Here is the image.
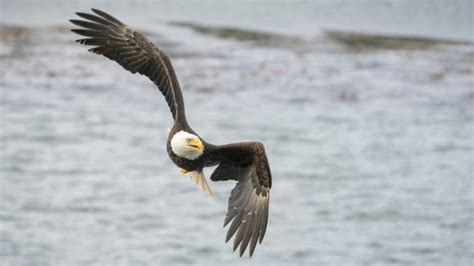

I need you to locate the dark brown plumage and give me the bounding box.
[71,9,185,121]
[207,142,271,256]
[71,9,271,257]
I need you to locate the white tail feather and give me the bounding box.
[187,171,214,197]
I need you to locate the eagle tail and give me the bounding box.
[187,171,214,197]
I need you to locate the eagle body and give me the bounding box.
[71,9,272,257]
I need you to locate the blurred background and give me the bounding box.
[1,0,473,265]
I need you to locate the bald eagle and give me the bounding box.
[70,9,271,257]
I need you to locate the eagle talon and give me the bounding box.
[180,168,189,174]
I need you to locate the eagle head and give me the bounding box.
[170,131,204,160]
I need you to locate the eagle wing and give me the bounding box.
[207,142,272,257]
[70,9,185,120]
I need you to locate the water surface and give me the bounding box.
[1,1,473,266]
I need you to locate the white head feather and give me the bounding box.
[170,130,204,160]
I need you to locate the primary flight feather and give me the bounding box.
[71,9,272,257]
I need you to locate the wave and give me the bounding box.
[169,21,302,47]
[170,21,472,52]
[325,30,472,51]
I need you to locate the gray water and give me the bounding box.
[1,1,473,266]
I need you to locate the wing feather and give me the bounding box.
[70,9,185,120]
[207,142,271,257]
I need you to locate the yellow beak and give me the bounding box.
[187,139,204,152]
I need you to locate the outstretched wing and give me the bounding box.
[207,142,272,257]
[70,9,185,120]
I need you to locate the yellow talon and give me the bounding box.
[180,168,189,174]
